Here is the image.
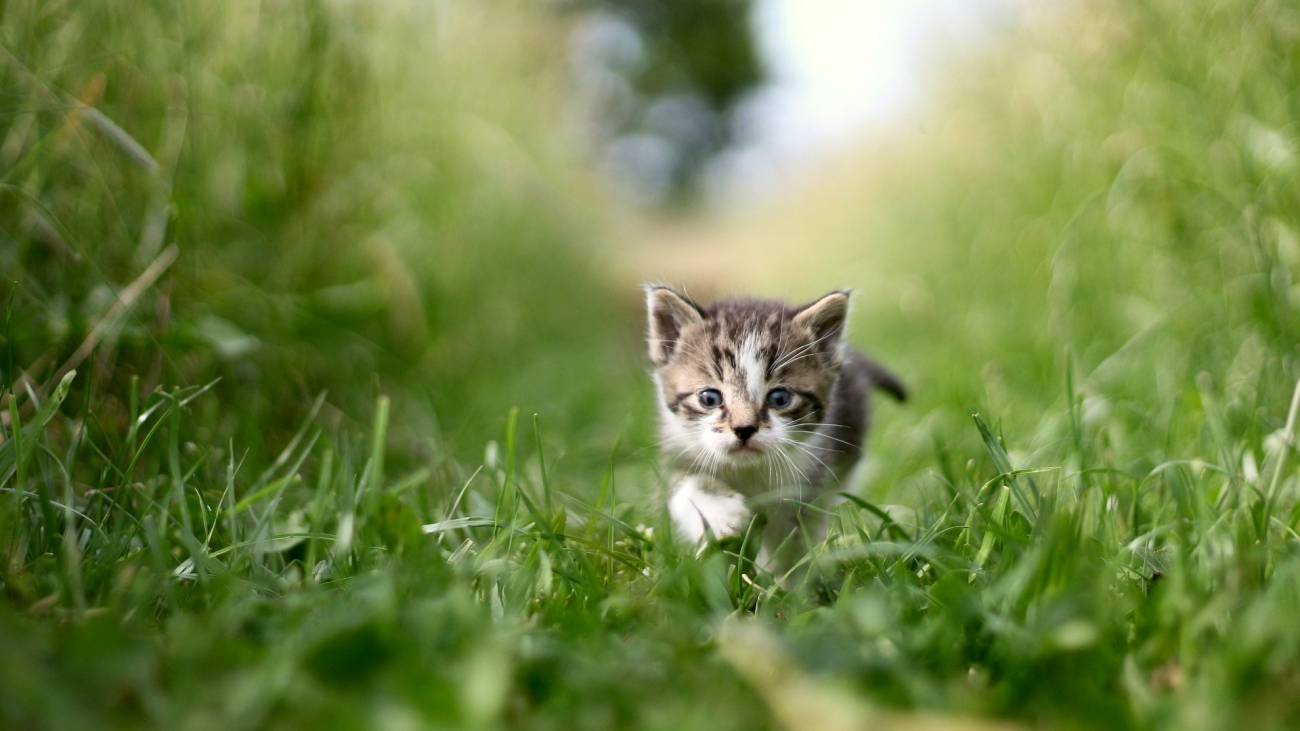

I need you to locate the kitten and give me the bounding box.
[645,285,906,575]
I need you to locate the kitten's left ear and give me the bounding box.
[793,290,851,346]
[645,285,705,366]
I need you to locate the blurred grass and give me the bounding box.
[631,0,1300,497]
[3,1,1300,730]
[0,0,648,463]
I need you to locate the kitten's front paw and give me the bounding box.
[669,480,753,543]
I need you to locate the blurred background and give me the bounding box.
[6,0,1296,479]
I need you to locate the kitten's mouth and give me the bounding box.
[728,444,763,457]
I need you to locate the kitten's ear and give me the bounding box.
[792,290,851,347]
[645,285,705,366]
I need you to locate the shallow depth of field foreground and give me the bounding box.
[3,1,1300,729]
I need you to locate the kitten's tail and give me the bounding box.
[863,357,908,403]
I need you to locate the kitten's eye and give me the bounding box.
[766,388,793,409]
[698,389,724,409]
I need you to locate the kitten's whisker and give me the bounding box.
[783,430,859,448]
[769,429,842,447]
[785,451,810,484]
[783,415,858,446]
[772,444,808,484]
[649,434,684,450]
[786,424,853,439]
[773,451,788,488]
[785,417,851,430]
[769,448,789,487]
[777,437,837,479]
[785,448,805,484]
[685,444,710,477]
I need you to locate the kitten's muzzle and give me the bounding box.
[732,425,758,443]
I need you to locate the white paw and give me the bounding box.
[669,478,753,543]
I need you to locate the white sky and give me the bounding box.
[706,0,1022,204]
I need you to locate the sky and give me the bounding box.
[705,0,1024,205]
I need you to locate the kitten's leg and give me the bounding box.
[757,500,828,584]
[668,474,752,543]
[756,505,800,579]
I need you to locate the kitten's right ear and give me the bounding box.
[645,285,705,366]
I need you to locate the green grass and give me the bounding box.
[4,0,1300,729]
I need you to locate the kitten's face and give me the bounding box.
[645,286,849,471]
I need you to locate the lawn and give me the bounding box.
[3,1,1300,729]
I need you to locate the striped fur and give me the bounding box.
[645,285,906,574]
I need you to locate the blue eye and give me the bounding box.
[698,389,723,409]
[766,388,793,409]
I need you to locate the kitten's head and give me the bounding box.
[645,285,850,469]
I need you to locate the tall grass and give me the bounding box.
[1,0,644,460]
[3,0,1300,730]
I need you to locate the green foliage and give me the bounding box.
[0,0,643,462]
[2,1,1300,730]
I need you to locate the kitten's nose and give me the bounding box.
[733,425,758,443]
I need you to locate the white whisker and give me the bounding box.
[776,437,837,480]
[783,429,859,449]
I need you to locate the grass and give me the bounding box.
[3,0,1300,729]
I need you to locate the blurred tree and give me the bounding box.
[568,0,765,206]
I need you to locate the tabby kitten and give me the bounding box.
[645,285,906,573]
